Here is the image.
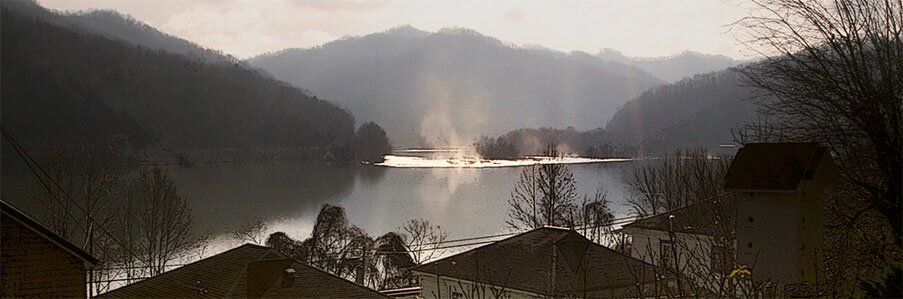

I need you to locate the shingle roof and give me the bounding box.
[724,143,827,191]
[232,259,390,298]
[0,200,99,266]
[412,227,657,297]
[97,244,387,298]
[621,194,736,237]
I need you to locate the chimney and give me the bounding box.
[247,259,295,298]
[281,268,296,288]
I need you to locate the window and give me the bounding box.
[660,239,674,267]
[711,245,731,274]
[711,245,723,272]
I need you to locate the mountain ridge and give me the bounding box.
[596,48,737,83]
[0,4,357,153]
[249,26,666,147]
[2,0,234,63]
[605,69,759,154]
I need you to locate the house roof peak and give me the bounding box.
[724,142,831,192]
[413,225,656,296]
[1,200,99,266]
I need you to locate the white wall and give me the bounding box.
[622,227,741,295]
[624,228,714,275]
[736,192,800,283]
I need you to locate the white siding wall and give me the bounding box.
[623,227,723,291]
[736,192,800,283]
[734,150,833,284]
[736,163,829,285]
[624,228,714,274]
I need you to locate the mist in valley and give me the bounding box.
[2,0,899,297]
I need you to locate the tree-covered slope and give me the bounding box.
[249,26,665,147]
[596,48,737,83]
[1,0,231,63]
[1,7,355,151]
[604,70,759,154]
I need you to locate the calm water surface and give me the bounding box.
[164,160,639,254]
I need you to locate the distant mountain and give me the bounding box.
[1,0,232,63]
[248,26,664,147]
[604,70,759,155]
[1,5,355,152]
[597,48,736,83]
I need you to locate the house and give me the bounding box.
[724,142,836,284]
[97,243,387,298]
[619,195,736,290]
[380,286,422,298]
[413,227,663,298]
[1,200,99,298]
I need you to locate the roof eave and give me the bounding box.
[724,187,799,194]
[1,201,100,266]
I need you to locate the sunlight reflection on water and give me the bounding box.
[376,154,633,168]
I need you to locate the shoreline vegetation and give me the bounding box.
[133,147,367,167]
[473,127,634,160]
[376,154,633,168]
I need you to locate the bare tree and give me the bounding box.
[733,0,902,295]
[269,204,417,290]
[536,146,580,228]
[130,167,194,276]
[506,164,541,229]
[577,190,614,244]
[304,204,357,274]
[400,218,448,264]
[622,149,760,297]
[233,218,268,245]
[373,232,416,290]
[507,145,580,230]
[267,231,306,258]
[26,146,121,251]
[625,149,731,217]
[734,0,901,243]
[22,146,199,292]
[23,146,126,296]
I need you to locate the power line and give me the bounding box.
[91,212,645,286]
[371,217,640,255]
[407,214,640,248]
[1,130,92,237]
[1,128,152,271]
[91,208,641,285]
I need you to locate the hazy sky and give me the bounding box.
[40,0,754,59]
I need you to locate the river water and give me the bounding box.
[162,154,640,255]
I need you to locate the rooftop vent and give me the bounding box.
[282,268,296,288]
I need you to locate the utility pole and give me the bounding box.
[549,244,557,297]
[356,242,368,285]
[88,212,95,298]
[668,214,683,296]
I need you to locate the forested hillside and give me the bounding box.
[604,70,759,154]
[0,7,356,152]
[2,0,231,63]
[596,48,737,83]
[249,26,664,147]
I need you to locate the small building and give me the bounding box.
[413,227,663,298]
[97,244,387,298]
[620,196,735,270]
[619,196,736,291]
[1,200,99,298]
[380,286,422,298]
[724,142,836,284]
